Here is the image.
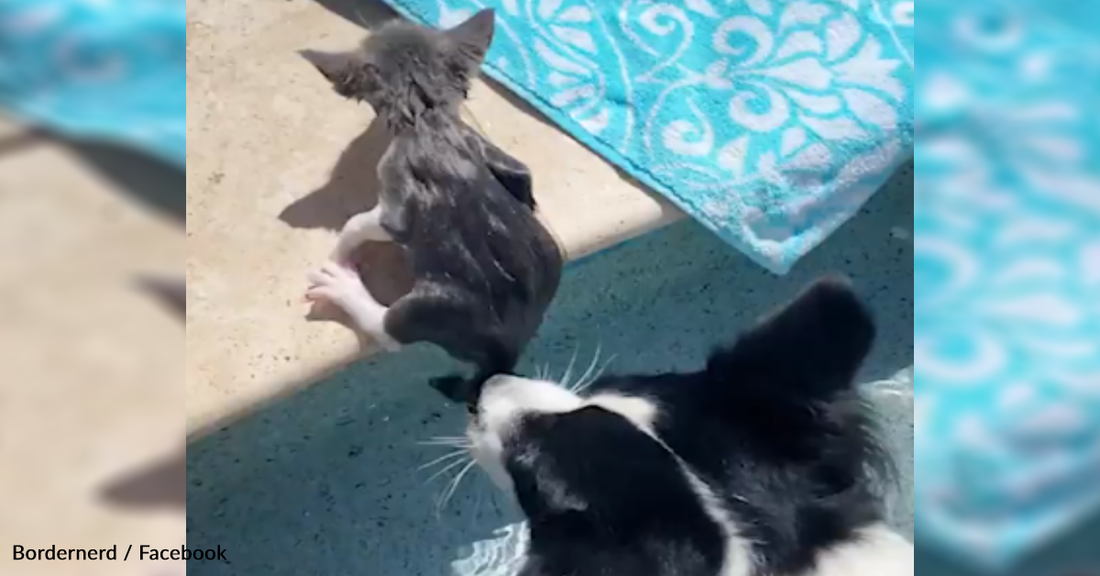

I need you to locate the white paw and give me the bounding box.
[305,262,401,352]
[305,261,370,312]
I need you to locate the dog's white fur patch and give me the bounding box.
[809,523,914,576]
[586,393,660,433]
[674,457,756,576]
[468,376,583,492]
[582,392,753,575]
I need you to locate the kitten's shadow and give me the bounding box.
[138,276,186,317]
[279,118,414,310]
[310,0,398,29]
[278,118,387,233]
[100,449,186,510]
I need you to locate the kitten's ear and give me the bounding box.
[299,49,356,83]
[709,276,875,399]
[299,49,374,100]
[446,9,495,68]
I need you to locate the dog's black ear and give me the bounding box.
[709,276,875,399]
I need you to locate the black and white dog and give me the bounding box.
[464,277,914,576]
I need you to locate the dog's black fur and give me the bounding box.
[301,10,562,393]
[481,278,899,576]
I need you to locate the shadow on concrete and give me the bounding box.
[101,450,187,511]
[311,0,398,30]
[278,118,387,233]
[55,138,187,325]
[0,127,184,225]
[278,116,413,308]
[101,279,185,512]
[137,276,186,318]
[64,140,185,227]
[0,128,48,156]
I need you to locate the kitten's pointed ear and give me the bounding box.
[446,9,495,67]
[709,276,875,399]
[299,49,356,83]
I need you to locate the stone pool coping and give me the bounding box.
[185,0,682,435]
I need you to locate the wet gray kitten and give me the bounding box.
[301,10,563,398]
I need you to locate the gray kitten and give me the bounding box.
[300,9,563,402]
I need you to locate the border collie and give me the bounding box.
[462,277,913,576]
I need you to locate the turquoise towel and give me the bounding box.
[378,0,914,273]
[0,0,185,166]
[916,0,1100,571]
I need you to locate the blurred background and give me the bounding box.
[915,0,1100,575]
[0,0,185,575]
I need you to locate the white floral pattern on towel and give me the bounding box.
[915,0,1100,570]
[388,0,914,272]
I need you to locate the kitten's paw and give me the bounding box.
[305,262,400,352]
[305,261,371,311]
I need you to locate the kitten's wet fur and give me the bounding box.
[465,277,914,576]
[300,10,562,394]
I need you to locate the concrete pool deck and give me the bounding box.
[185,0,681,435]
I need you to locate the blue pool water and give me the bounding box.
[186,163,913,575]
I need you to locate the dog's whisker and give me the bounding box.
[577,353,618,392]
[417,440,472,449]
[417,449,469,471]
[559,346,580,389]
[417,436,471,446]
[423,455,472,485]
[435,467,461,514]
[571,344,602,393]
[437,459,478,515]
[449,459,479,507]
